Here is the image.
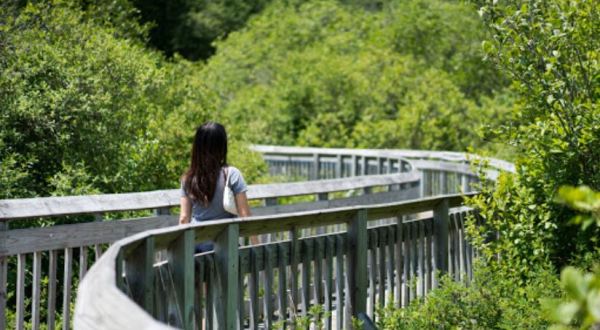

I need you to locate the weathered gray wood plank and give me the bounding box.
[80,246,88,280]
[335,235,344,330]
[63,248,73,330]
[277,243,288,326]
[346,209,367,323]
[32,251,42,330]
[168,230,194,330]
[248,248,259,330]
[378,228,386,308]
[263,245,274,329]
[367,230,376,317]
[433,199,450,281]
[125,237,155,313]
[16,253,25,330]
[47,250,58,330]
[0,215,175,256]
[214,224,239,330]
[0,173,418,221]
[324,236,334,330]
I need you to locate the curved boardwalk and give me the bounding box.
[0,146,512,329]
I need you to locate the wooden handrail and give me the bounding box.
[0,172,418,221]
[75,193,473,329]
[251,144,515,173]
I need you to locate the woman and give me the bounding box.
[179,122,251,252]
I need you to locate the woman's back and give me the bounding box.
[180,166,247,222]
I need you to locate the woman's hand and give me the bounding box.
[179,196,192,225]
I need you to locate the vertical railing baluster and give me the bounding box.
[346,209,367,326]
[79,246,88,280]
[402,219,410,307]
[47,249,57,330]
[394,216,403,308]
[168,230,194,330]
[387,226,395,307]
[312,154,320,180]
[214,224,239,330]
[277,243,288,326]
[314,238,323,307]
[418,222,425,297]
[32,251,42,330]
[16,253,25,330]
[378,228,386,309]
[425,220,433,294]
[63,248,73,330]
[249,247,260,330]
[433,198,450,287]
[125,237,155,313]
[264,245,274,329]
[290,228,299,320]
[301,239,313,319]
[367,230,376,317]
[324,236,334,330]
[335,235,344,330]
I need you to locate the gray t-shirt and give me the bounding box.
[180,166,248,222]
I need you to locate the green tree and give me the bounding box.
[203,0,508,152]
[469,0,600,275]
[133,0,270,60]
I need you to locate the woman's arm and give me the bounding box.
[179,196,192,224]
[234,192,251,217]
[235,192,259,244]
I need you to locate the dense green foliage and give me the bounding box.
[469,0,599,277]
[378,265,561,329]
[133,0,270,60]
[202,0,510,151]
[0,0,264,200]
[2,0,599,327]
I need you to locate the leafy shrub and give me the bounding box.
[377,263,561,329]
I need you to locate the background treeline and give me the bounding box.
[1,0,599,328]
[0,0,511,200]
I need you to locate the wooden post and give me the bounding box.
[336,155,343,178]
[346,209,368,324]
[214,224,239,330]
[433,199,449,285]
[125,237,155,313]
[168,230,194,330]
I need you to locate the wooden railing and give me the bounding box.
[74,194,477,329]
[0,146,510,329]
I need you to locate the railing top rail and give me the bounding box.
[0,172,419,221]
[252,145,515,173]
[118,193,473,251]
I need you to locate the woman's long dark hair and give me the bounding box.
[182,122,228,205]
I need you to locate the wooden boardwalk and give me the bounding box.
[0,146,512,329]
